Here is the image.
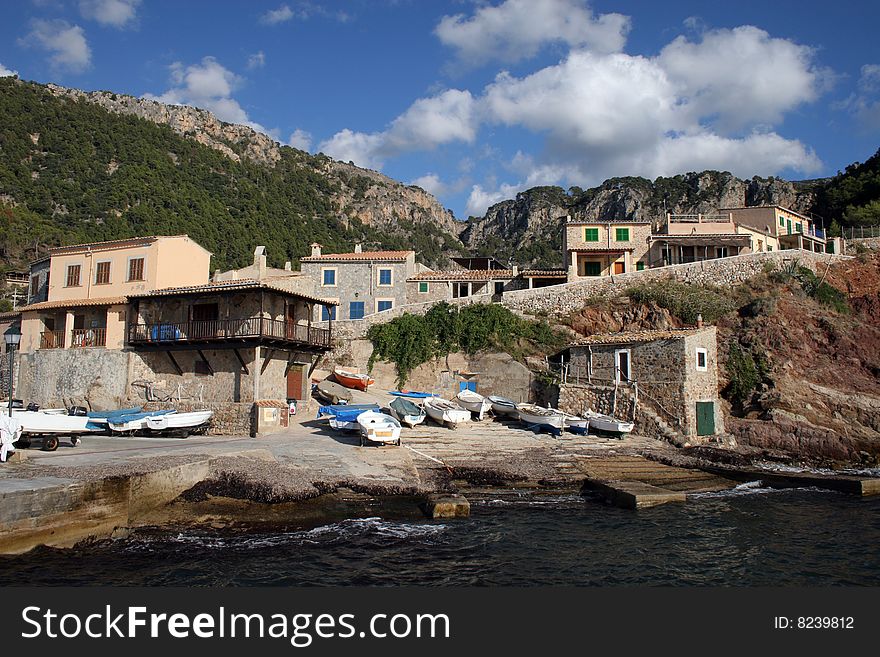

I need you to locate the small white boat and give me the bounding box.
[14,410,104,435]
[107,410,178,433]
[424,397,471,428]
[145,410,213,433]
[516,403,565,434]
[553,409,589,434]
[388,396,426,428]
[488,395,518,417]
[319,404,380,431]
[584,411,634,434]
[357,411,401,446]
[454,389,492,420]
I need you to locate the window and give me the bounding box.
[636,262,645,271]
[584,261,601,276]
[615,349,631,383]
[796,223,803,233]
[418,281,429,293]
[349,301,365,320]
[321,305,336,321]
[767,245,773,252]
[584,227,599,242]
[321,268,336,286]
[615,228,630,242]
[377,299,393,312]
[716,246,729,258]
[826,242,834,255]
[65,264,81,287]
[494,281,505,295]
[779,216,785,227]
[128,257,145,281]
[696,348,708,372]
[378,268,393,286]
[95,261,111,285]
[30,276,39,297]
[191,303,219,322]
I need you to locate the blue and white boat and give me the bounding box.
[516,403,565,436]
[318,404,380,431]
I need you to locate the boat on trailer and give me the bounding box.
[106,409,178,433]
[318,404,380,431]
[454,389,492,420]
[357,411,402,446]
[424,397,471,429]
[584,411,634,435]
[516,403,565,435]
[143,410,214,434]
[488,395,518,417]
[333,368,375,392]
[388,396,426,428]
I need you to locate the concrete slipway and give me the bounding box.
[0,388,876,554]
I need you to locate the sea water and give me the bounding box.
[2,487,878,586]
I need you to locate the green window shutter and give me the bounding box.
[615,228,630,241]
[584,262,601,276]
[779,216,785,226]
[418,282,429,293]
[636,262,645,271]
[796,223,802,233]
[584,228,599,242]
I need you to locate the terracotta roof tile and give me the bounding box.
[255,400,288,408]
[130,280,338,305]
[567,327,712,346]
[408,269,513,282]
[20,296,128,312]
[301,250,413,262]
[521,269,567,277]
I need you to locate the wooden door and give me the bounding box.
[696,401,715,436]
[613,261,625,274]
[287,366,304,400]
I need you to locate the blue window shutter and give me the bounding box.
[349,301,364,319]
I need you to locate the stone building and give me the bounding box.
[299,243,421,321]
[404,257,524,304]
[553,326,723,440]
[562,216,653,281]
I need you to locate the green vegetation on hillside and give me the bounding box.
[367,303,567,386]
[0,78,460,271]
[814,147,880,228]
[625,281,736,324]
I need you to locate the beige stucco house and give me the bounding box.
[562,216,653,281]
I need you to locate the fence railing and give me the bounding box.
[39,330,66,349]
[71,327,106,348]
[128,317,331,348]
[844,225,880,239]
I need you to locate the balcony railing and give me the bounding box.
[40,330,66,349]
[128,317,331,348]
[71,327,107,348]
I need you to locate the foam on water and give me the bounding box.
[756,461,880,478]
[691,481,833,499]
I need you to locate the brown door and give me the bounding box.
[287,366,304,400]
[613,261,625,274]
[286,303,296,339]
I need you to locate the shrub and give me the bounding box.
[724,344,770,406]
[793,266,849,314]
[625,280,736,324]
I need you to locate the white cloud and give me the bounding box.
[79,0,141,28]
[436,0,629,66]
[19,20,92,74]
[143,57,271,134]
[410,173,447,197]
[657,26,824,130]
[837,64,880,132]
[0,63,18,77]
[261,4,294,25]
[246,51,265,70]
[465,182,522,217]
[288,128,312,151]
[318,89,477,168]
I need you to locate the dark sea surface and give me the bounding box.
[2,484,878,586]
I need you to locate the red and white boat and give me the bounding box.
[333,367,375,391]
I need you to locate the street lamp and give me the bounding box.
[4,324,21,417]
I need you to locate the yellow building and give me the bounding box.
[562,216,653,281]
[20,235,212,352]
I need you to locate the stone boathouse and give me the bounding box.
[553,325,723,441]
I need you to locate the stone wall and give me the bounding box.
[502,250,845,318]
[18,348,131,410]
[143,400,253,436]
[130,348,258,403]
[300,259,411,320]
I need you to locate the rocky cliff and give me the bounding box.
[461,172,822,268]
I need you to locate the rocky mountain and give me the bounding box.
[461,171,823,268]
[0,77,464,272]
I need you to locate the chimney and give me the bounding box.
[212,269,221,281]
[354,242,363,254]
[512,265,519,276]
[284,261,292,271]
[696,313,703,328]
[254,246,267,279]
[310,243,322,258]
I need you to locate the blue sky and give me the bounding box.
[1,0,879,220]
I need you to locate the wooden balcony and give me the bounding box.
[39,330,66,349]
[71,327,107,348]
[127,317,331,350]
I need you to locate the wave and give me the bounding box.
[478,493,587,508]
[755,462,880,478]
[690,481,833,499]
[125,517,449,552]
